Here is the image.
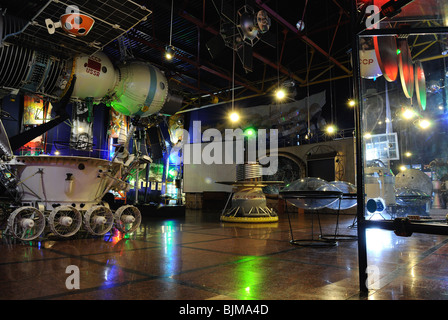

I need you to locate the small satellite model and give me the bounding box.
[45,5,95,37]
[238,5,271,45]
[208,0,275,72]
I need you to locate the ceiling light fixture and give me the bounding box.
[165,45,175,60]
[326,125,336,134]
[418,119,430,129]
[402,108,415,119]
[165,0,175,61]
[229,112,240,122]
[275,88,286,100]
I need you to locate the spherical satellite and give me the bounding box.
[240,11,258,41]
[395,169,432,196]
[256,10,271,33]
[110,61,168,118]
[68,52,117,101]
[296,20,305,32]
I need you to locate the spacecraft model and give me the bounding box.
[208,0,275,72]
[45,5,95,37]
[218,162,283,223]
[0,4,183,241]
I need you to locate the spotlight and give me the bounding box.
[418,119,431,129]
[348,99,356,107]
[405,151,412,157]
[402,108,415,119]
[275,88,286,100]
[229,112,240,122]
[165,45,175,60]
[326,125,336,134]
[244,127,256,137]
[399,165,407,171]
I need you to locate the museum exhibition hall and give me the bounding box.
[1,0,448,305]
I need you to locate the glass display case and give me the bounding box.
[353,0,448,293]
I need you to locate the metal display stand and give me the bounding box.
[281,190,343,247]
[320,193,358,241]
[217,180,284,223]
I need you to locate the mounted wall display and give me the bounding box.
[23,96,52,125]
[21,96,53,154]
[108,108,128,139]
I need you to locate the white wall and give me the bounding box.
[183,142,237,193]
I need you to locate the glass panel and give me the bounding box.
[359,32,448,220]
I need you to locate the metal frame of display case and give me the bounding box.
[350,1,448,294]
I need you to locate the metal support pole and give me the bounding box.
[350,0,368,294]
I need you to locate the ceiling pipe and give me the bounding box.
[128,34,263,95]
[178,10,306,85]
[254,0,351,75]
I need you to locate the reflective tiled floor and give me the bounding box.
[1,209,448,300]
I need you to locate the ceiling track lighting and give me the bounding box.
[165,45,175,60]
[165,0,175,60]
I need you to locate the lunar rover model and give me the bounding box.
[0,121,145,241]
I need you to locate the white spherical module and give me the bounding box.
[70,52,117,101]
[111,61,168,117]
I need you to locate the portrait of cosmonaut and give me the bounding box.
[70,101,93,151]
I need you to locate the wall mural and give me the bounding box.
[21,96,53,155]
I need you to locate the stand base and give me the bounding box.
[320,234,357,241]
[220,215,279,223]
[289,239,337,247]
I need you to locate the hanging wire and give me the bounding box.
[300,0,309,27]
[169,0,174,46]
[326,4,334,126]
[276,0,281,104]
[232,47,235,111]
[305,13,311,138]
[231,0,236,112]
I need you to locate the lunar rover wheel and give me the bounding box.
[7,206,46,240]
[83,205,114,236]
[48,206,82,237]
[114,205,141,233]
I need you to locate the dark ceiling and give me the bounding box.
[1,0,354,125]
